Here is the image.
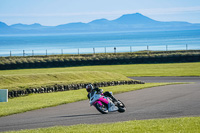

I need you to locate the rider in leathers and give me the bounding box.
[86,84,118,112]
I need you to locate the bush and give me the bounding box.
[0,50,200,70]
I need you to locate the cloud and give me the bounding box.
[0,6,199,17]
[140,6,200,15]
[0,12,118,17]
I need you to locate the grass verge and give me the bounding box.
[4,116,200,133]
[0,62,199,77]
[0,83,178,117]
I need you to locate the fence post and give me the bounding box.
[93,48,95,54]
[78,48,79,55]
[46,49,47,56]
[105,47,106,54]
[114,47,116,54]
[23,50,25,56]
[147,45,149,54]
[10,51,12,57]
[166,45,168,51]
[130,46,132,52]
[61,49,63,55]
[186,44,188,50]
[32,50,34,56]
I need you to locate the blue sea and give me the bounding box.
[0,30,200,56]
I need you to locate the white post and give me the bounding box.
[93,48,95,54]
[0,89,8,102]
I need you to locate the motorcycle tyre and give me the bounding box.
[117,100,126,113]
[94,102,108,114]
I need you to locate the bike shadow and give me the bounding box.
[57,113,102,118]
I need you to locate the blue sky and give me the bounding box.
[0,0,200,26]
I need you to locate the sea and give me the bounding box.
[0,30,200,56]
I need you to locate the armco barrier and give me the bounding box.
[8,80,144,98]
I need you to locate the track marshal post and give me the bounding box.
[0,89,8,102]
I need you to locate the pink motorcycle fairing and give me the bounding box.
[93,96,109,106]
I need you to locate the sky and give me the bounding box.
[0,0,200,26]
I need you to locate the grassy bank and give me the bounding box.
[0,71,132,91]
[1,62,200,77]
[4,116,200,133]
[0,83,177,117]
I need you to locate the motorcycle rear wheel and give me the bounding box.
[94,102,108,114]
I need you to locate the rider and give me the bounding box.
[86,84,118,112]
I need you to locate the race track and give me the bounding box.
[0,77,200,132]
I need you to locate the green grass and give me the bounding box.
[4,116,200,133]
[0,62,198,91]
[0,83,177,117]
[0,62,199,77]
[0,71,132,91]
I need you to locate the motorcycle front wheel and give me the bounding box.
[117,100,126,113]
[94,102,108,114]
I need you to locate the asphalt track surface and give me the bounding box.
[0,77,200,132]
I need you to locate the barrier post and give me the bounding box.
[114,47,116,54]
[93,48,95,54]
[23,50,25,56]
[32,50,34,56]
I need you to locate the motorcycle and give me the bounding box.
[89,90,126,114]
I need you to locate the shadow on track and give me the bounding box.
[56,113,102,118]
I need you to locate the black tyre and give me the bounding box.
[94,102,108,114]
[117,100,126,113]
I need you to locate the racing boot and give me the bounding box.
[108,101,118,112]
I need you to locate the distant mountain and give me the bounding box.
[0,13,200,34]
[0,21,21,33]
[89,18,110,24]
[10,23,44,30]
[0,22,9,28]
[112,13,159,24]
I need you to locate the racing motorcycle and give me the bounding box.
[89,90,126,114]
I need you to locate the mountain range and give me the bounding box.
[1,13,200,34]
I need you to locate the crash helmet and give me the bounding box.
[86,84,94,92]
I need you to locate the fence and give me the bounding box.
[0,44,198,57]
